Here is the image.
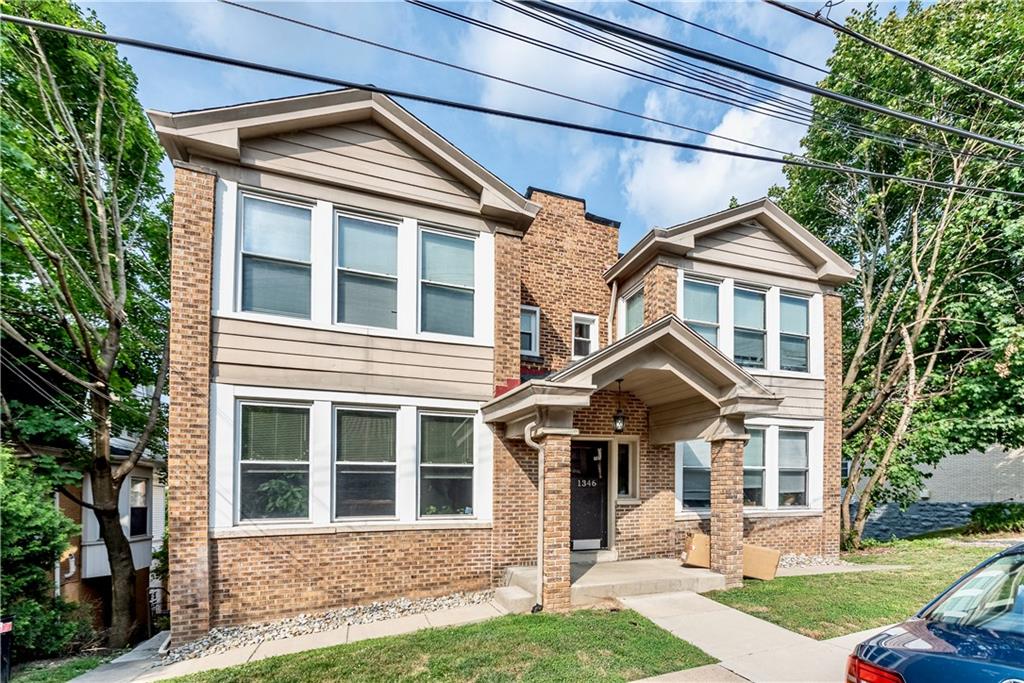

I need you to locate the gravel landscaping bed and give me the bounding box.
[162,590,494,664]
[778,553,854,569]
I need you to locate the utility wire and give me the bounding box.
[2,13,1022,200]
[762,0,1024,113]
[521,0,1024,153]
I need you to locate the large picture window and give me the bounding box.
[238,404,310,521]
[679,440,711,508]
[419,413,474,516]
[420,230,475,337]
[780,295,810,372]
[779,430,809,507]
[623,288,644,335]
[743,429,765,507]
[337,215,398,329]
[683,279,719,346]
[240,194,311,318]
[734,288,766,369]
[334,408,397,518]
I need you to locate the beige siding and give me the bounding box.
[239,121,480,213]
[212,317,494,400]
[689,221,818,281]
[758,375,824,417]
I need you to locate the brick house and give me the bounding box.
[149,89,856,642]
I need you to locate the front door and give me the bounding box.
[570,440,608,550]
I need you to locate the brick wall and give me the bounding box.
[491,426,539,580]
[643,263,678,324]
[822,293,842,556]
[540,433,572,611]
[208,529,492,627]
[493,231,523,395]
[168,163,217,643]
[710,438,744,587]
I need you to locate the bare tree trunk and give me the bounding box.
[94,491,137,648]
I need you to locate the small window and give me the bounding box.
[335,408,397,518]
[337,215,398,329]
[420,230,475,337]
[779,430,809,507]
[780,295,810,372]
[734,288,766,369]
[616,442,637,498]
[623,289,644,335]
[238,404,310,521]
[841,458,851,480]
[683,279,719,346]
[679,440,711,508]
[520,306,539,357]
[129,478,148,537]
[239,194,311,318]
[572,313,597,359]
[419,414,474,516]
[743,429,765,507]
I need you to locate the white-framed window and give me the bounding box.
[420,229,475,337]
[734,287,766,369]
[623,288,645,336]
[572,313,598,359]
[418,412,475,517]
[129,477,149,537]
[238,193,312,319]
[682,278,720,346]
[237,402,311,522]
[615,440,639,499]
[743,429,765,507]
[520,305,540,357]
[333,407,397,519]
[678,440,711,509]
[779,429,809,507]
[336,213,398,329]
[780,294,810,373]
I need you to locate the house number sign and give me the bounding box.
[577,479,600,487]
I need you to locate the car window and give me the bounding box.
[925,553,1024,635]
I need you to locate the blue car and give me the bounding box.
[847,542,1024,683]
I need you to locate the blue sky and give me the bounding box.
[82,1,901,249]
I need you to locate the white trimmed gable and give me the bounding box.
[689,219,818,280]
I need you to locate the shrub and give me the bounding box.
[968,502,1024,534]
[0,446,96,661]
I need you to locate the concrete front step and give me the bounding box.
[494,585,535,614]
[504,558,726,606]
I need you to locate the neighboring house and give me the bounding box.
[854,445,1024,540]
[149,88,856,643]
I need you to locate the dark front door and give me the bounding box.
[570,440,608,550]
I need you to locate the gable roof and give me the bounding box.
[147,89,540,231]
[605,197,857,286]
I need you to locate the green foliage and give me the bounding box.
[12,653,111,683]
[968,502,1024,533]
[0,447,96,661]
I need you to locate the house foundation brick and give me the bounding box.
[540,433,572,611]
[710,438,745,587]
[168,164,217,643]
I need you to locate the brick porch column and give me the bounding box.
[709,436,746,588]
[643,263,678,323]
[539,432,573,611]
[168,162,217,642]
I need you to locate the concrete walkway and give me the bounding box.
[625,591,892,683]
[74,602,505,683]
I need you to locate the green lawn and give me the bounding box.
[12,654,111,683]
[170,609,715,683]
[709,537,998,640]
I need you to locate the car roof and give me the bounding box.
[999,542,1024,556]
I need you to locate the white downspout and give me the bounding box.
[523,421,544,611]
[607,281,618,344]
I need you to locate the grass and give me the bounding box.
[12,653,112,683]
[709,536,999,640]
[170,609,715,683]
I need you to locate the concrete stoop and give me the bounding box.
[494,585,535,614]
[503,558,726,607]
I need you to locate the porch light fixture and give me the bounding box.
[612,379,626,434]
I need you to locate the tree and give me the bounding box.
[1,0,169,647]
[774,0,1024,546]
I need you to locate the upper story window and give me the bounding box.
[420,230,475,337]
[683,279,719,346]
[780,295,810,372]
[419,413,474,517]
[238,403,310,522]
[520,305,539,357]
[734,287,766,369]
[743,429,765,507]
[240,195,311,318]
[624,288,644,336]
[334,407,397,518]
[337,215,398,329]
[779,429,809,507]
[572,313,598,359]
[129,477,148,537]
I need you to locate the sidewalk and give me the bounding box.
[73,602,505,683]
[625,591,892,683]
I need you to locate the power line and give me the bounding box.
[2,12,1022,200]
[521,0,1024,154]
[762,0,1024,113]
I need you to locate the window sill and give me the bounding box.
[616,497,642,506]
[675,508,823,521]
[520,353,544,362]
[745,368,825,381]
[211,519,493,539]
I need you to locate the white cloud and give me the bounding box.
[558,140,614,197]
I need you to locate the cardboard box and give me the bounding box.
[742,543,781,580]
[682,533,710,568]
